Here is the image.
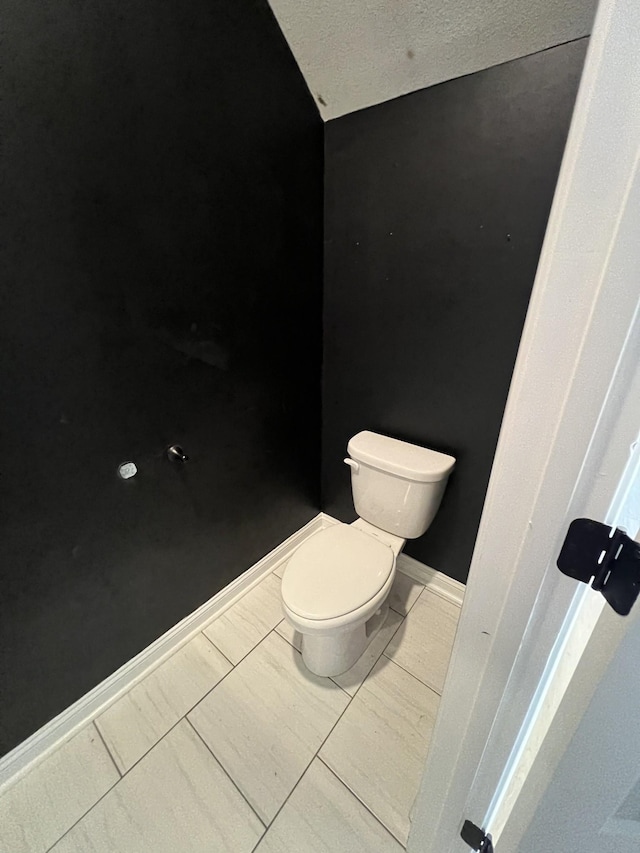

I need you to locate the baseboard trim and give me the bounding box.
[317,511,340,528]
[396,553,465,608]
[320,513,465,608]
[0,513,326,792]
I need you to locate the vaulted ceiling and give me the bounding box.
[268,0,598,120]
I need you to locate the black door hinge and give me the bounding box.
[557,518,640,616]
[461,820,494,852]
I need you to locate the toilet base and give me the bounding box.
[300,604,389,677]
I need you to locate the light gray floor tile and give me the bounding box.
[0,724,119,853]
[203,573,283,664]
[385,588,459,694]
[189,631,349,824]
[275,618,302,652]
[49,721,263,853]
[388,571,424,616]
[255,758,403,853]
[96,633,232,773]
[320,657,439,845]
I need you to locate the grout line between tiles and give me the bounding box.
[202,623,285,689]
[256,653,404,850]
[44,714,201,852]
[380,653,444,697]
[87,579,274,786]
[185,717,267,834]
[271,561,286,578]
[317,649,436,848]
[317,755,408,850]
[187,621,367,847]
[274,619,299,646]
[389,593,423,618]
[329,677,352,697]
[246,760,315,853]
[43,759,126,852]
[201,582,285,671]
[103,651,240,783]
[406,586,426,613]
[200,629,235,668]
[202,632,267,672]
[92,719,122,778]
[99,582,303,782]
[109,716,184,779]
[192,623,293,726]
[249,667,359,847]
[313,643,435,845]
[380,610,407,653]
[187,622,356,837]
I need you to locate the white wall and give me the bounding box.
[268,0,598,120]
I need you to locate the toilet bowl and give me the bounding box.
[281,431,456,678]
[281,521,404,676]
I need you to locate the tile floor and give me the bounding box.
[0,567,460,853]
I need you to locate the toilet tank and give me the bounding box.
[346,431,455,539]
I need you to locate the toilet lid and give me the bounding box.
[282,525,394,620]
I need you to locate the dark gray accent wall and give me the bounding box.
[1,0,322,754]
[323,40,587,584]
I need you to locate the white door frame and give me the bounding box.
[408,0,640,849]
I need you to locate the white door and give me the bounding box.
[513,598,640,853]
[408,0,640,849]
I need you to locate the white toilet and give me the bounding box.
[281,430,455,677]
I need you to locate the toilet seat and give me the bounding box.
[282,524,394,622]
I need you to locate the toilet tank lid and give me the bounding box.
[348,431,455,483]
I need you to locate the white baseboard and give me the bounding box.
[396,553,465,608]
[0,513,326,792]
[320,513,465,608]
[317,511,340,528]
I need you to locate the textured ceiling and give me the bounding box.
[268,0,598,120]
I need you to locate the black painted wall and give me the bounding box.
[1,0,322,754]
[323,40,587,584]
